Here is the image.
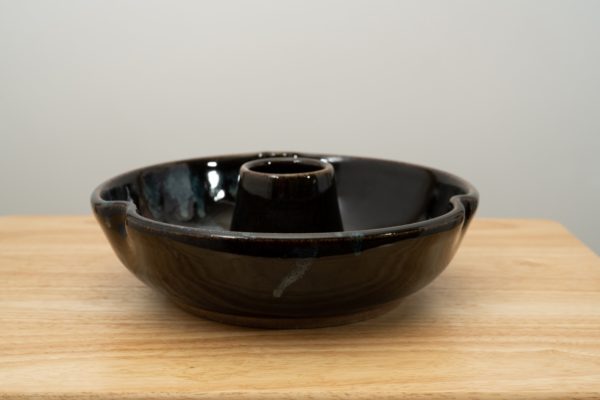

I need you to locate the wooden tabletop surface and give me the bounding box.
[1,216,600,399]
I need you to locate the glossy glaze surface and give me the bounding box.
[91,151,478,328]
[231,157,343,233]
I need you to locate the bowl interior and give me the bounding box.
[99,153,468,232]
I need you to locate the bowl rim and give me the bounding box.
[91,151,479,241]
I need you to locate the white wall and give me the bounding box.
[1,0,599,252]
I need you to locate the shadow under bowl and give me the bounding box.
[91,151,478,329]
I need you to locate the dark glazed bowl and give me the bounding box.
[91,152,478,329]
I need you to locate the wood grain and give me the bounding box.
[1,216,600,399]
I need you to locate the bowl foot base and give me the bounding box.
[170,299,402,329]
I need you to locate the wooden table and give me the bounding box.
[1,216,600,399]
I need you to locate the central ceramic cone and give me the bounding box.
[230,157,344,233]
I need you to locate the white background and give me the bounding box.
[1,1,599,252]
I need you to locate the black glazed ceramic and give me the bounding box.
[231,157,343,233]
[91,151,478,329]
